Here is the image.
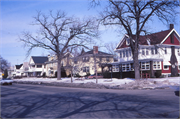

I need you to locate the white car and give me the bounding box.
[0,78,13,85]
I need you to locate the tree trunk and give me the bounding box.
[133,49,140,80]
[57,58,62,80]
[71,67,73,83]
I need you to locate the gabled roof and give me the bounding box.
[116,29,180,50]
[78,50,113,57]
[15,64,23,69]
[31,56,48,64]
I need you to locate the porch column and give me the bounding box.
[150,61,154,77]
[119,64,122,79]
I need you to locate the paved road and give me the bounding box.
[1,84,179,118]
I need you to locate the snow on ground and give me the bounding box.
[13,76,180,85]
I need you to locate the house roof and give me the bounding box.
[77,50,113,57]
[15,64,23,69]
[31,56,48,64]
[135,30,171,45]
[116,29,178,49]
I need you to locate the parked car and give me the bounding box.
[87,74,103,79]
[0,78,13,85]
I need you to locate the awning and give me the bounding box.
[163,61,171,65]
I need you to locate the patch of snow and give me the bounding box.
[13,76,180,90]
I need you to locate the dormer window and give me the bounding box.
[126,38,130,46]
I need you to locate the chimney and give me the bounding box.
[93,46,98,54]
[81,48,85,55]
[170,24,174,30]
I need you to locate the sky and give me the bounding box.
[0,0,180,67]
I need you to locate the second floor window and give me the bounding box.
[142,49,145,55]
[155,47,158,54]
[120,51,122,58]
[123,51,125,57]
[151,48,154,55]
[126,50,129,57]
[164,47,167,54]
[146,49,149,55]
[83,57,89,62]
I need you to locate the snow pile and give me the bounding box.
[12,77,180,90]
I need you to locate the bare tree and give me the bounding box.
[20,10,99,80]
[0,55,10,72]
[93,0,179,80]
[104,42,118,60]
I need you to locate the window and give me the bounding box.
[83,67,86,72]
[164,47,167,54]
[126,64,130,71]
[164,65,169,70]
[82,57,89,62]
[126,50,129,57]
[120,52,122,58]
[37,65,42,68]
[151,48,154,55]
[86,67,89,72]
[178,48,180,56]
[146,48,149,55]
[106,57,110,62]
[32,65,35,68]
[153,61,161,70]
[130,63,134,71]
[122,64,131,72]
[123,51,125,57]
[155,47,158,54]
[141,62,145,70]
[122,64,126,71]
[83,67,89,72]
[99,57,102,61]
[112,65,119,72]
[142,49,145,55]
[141,62,150,70]
[179,65,180,70]
[74,59,77,64]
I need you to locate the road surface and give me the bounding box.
[1,83,179,118]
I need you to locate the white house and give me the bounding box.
[12,62,29,77]
[28,56,48,77]
[112,24,180,78]
[12,64,23,77]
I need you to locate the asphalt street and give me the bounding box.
[1,83,179,118]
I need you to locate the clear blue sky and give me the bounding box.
[0,0,180,66]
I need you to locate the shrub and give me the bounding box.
[3,69,8,78]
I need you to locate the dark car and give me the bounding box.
[0,78,13,85]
